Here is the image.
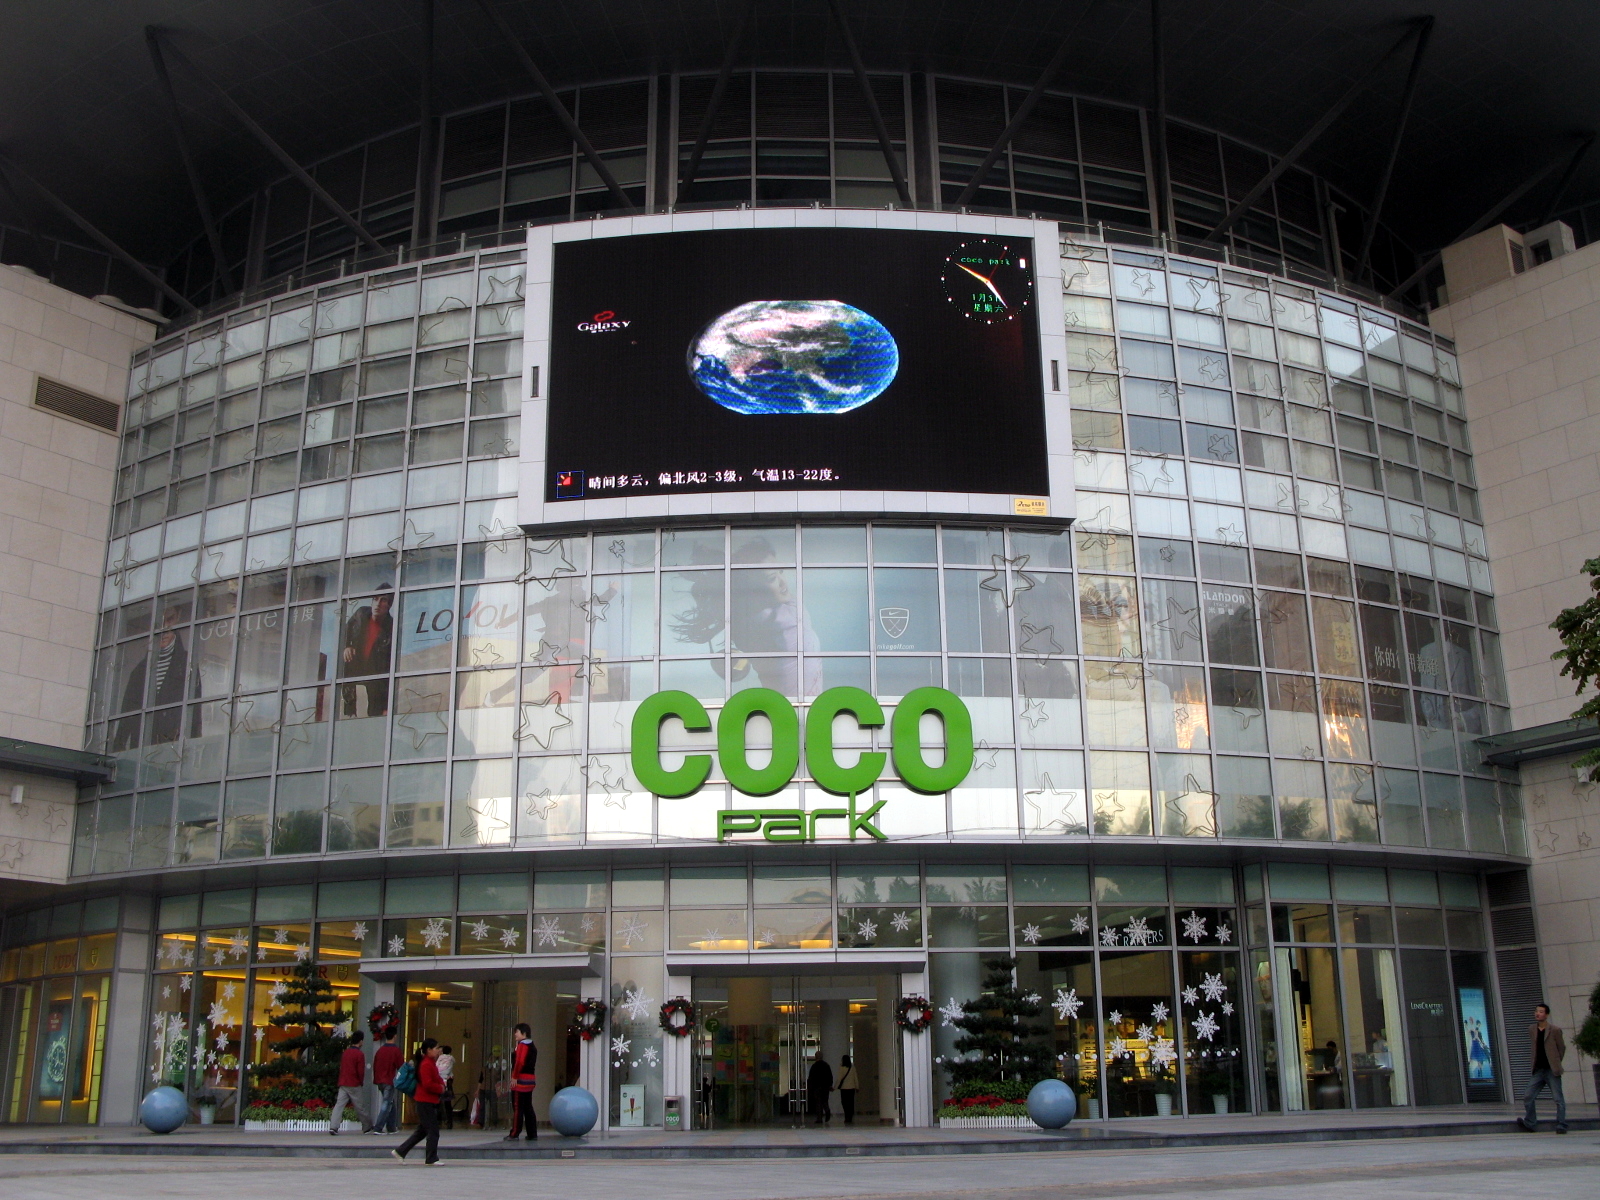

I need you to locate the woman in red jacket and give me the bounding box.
[392,1038,445,1165]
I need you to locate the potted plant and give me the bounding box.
[1197,1064,1233,1114]
[1152,1066,1174,1117]
[1074,1075,1099,1120]
[1574,978,1600,1099]
[196,1092,217,1125]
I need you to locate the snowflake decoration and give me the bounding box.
[1222,1002,1235,1016]
[1149,1036,1177,1069]
[533,915,563,947]
[293,942,312,962]
[1151,1002,1170,1023]
[616,914,648,948]
[208,1001,230,1027]
[620,988,654,1023]
[420,918,449,950]
[1199,972,1227,1003]
[499,925,521,949]
[642,1044,660,1067]
[1123,917,1158,947]
[351,922,369,942]
[1216,922,1233,944]
[580,913,598,934]
[1191,1011,1220,1042]
[1136,1023,1155,1042]
[469,920,491,941]
[161,984,172,999]
[254,1026,267,1041]
[1070,913,1090,935]
[1053,988,1083,1021]
[890,911,913,933]
[179,974,192,992]
[212,949,226,966]
[221,982,237,1001]
[267,980,288,1005]
[228,933,248,960]
[1181,911,1208,943]
[152,1015,166,1032]
[273,928,289,946]
[215,1030,230,1051]
[1020,923,1043,945]
[1107,1010,1122,1026]
[938,997,965,1027]
[1108,1037,1127,1056]
[335,1020,353,1038]
[856,918,878,941]
[387,935,406,956]
[1099,926,1120,947]
[1181,986,1198,1006]
[610,1035,631,1063]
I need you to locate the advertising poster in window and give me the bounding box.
[1458,986,1495,1082]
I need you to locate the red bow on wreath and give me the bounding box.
[659,997,695,1037]
[895,995,933,1033]
[569,998,608,1042]
[367,1001,400,1039]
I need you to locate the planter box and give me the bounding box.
[938,1114,1039,1130]
[244,1118,362,1133]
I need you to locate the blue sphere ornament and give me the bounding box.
[1026,1078,1077,1129]
[140,1085,189,1134]
[548,1085,599,1137]
[688,300,899,415]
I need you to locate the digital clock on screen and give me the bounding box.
[940,238,1033,324]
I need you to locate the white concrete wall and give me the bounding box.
[0,265,153,749]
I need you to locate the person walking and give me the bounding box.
[370,1029,404,1134]
[392,1038,445,1165]
[806,1054,833,1126]
[1518,1002,1569,1133]
[835,1053,859,1126]
[436,1044,456,1130]
[504,1022,538,1141]
[330,1030,372,1134]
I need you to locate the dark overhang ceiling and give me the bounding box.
[1,0,1596,263]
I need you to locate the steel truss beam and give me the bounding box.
[472,0,637,214]
[825,0,913,206]
[411,0,436,248]
[679,0,759,198]
[1205,19,1427,244]
[152,30,386,257]
[144,27,235,294]
[1538,135,1596,227]
[0,151,195,315]
[1354,16,1434,284]
[1150,0,1173,237]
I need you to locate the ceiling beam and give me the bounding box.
[825,0,913,207]
[1354,16,1434,285]
[679,0,759,199]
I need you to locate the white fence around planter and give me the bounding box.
[937,1114,1040,1130]
[244,1118,363,1133]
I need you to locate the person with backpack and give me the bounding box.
[504,1022,538,1141]
[370,1029,404,1133]
[391,1037,445,1165]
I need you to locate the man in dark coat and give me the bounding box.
[340,585,393,716]
[806,1055,833,1126]
[113,607,191,749]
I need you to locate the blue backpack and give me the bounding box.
[394,1060,418,1097]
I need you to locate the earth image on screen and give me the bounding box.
[687,300,899,414]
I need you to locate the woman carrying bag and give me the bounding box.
[391,1038,446,1166]
[836,1054,860,1126]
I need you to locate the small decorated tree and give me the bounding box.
[247,960,352,1124]
[1574,977,1600,1096]
[943,955,1054,1113]
[1550,556,1600,781]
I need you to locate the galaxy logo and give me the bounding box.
[577,309,631,333]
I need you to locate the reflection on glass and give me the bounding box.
[1341,947,1408,1106]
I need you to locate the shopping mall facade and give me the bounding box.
[1,4,1596,1131]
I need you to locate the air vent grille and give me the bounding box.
[33,377,119,433]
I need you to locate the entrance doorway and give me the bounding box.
[690,974,897,1128]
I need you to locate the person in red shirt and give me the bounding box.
[330,1030,371,1135]
[392,1038,445,1165]
[504,1023,538,1141]
[371,1031,404,1133]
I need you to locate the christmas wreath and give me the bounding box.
[569,998,607,1042]
[895,995,934,1033]
[658,997,695,1037]
[367,1001,400,1039]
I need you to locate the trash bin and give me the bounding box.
[664,1095,684,1129]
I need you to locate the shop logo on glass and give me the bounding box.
[576,309,632,334]
[878,607,910,639]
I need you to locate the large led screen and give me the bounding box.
[541,226,1050,505]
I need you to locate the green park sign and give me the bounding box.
[629,686,974,842]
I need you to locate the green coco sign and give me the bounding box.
[630,686,973,842]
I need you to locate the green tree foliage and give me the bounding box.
[1574,979,1600,1060]
[249,959,350,1106]
[1550,555,1600,781]
[945,955,1055,1091]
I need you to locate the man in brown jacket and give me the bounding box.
[1517,1002,1568,1133]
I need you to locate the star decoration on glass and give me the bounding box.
[1070,913,1090,935]
[1215,523,1246,548]
[978,554,1036,607]
[533,915,563,947]
[478,436,516,457]
[620,988,654,1022]
[483,274,525,305]
[395,687,450,750]
[1094,790,1125,827]
[278,695,318,752]
[471,642,506,667]
[616,914,648,948]
[1153,597,1202,652]
[938,997,964,1027]
[1020,923,1043,945]
[351,922,368,942]
[499,925,522,949]
[1182,911,1209,942]
[1024,773,1079,833]
[1216,922,1232,944]
[458,798,510,844]
[1019,696,1049,729]
[890,911,913,933]
[1200,972,1227,1002]
[1124,916,1158,946]
[579,591,612,623]
[522,540,578,586]
[968,740,1003,771]
[1130,455,1175,492]
[524,787,559,822]
[387,518,436,554]
[1206,431,1236,458]
[387,935,406,957]
[526,638,564,667]
[1098,661,1152,691]
[1099,926,1120,947]
[584,757,628,808]
[1198,355,1228,384]
[1053,989,1083,1020]
[193,544,229,582]
[1128,269,1157,296]
[1191,1012,1220,1042]
[1083,346,1126,377]
[420,917,449,950]
[1181,986,1199,1005]
[517,693,572,750]
[1017,621,1064,655]
[1184,277,1223,316]
[855,918,878,941]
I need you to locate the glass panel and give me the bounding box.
[1099,952,1177,1117]
[1340,947,1408,1106]
[1401,948,1464,1105]
[1272,946,1346,1111]
[1180,952,1249,1114]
